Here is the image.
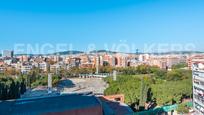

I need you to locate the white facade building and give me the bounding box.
[39,62,49,72]
[21,64,33,74]
[192,59,204,114]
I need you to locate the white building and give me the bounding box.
[2,50,14,58]
[21,64,33,74]
[4,59,12,65]
[50,62,66,73]
[0,66,6,73]
[192,59,204,114]
[39,62,49,72]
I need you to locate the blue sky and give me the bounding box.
[0,0,204,54]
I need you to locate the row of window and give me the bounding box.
[194,86,204,96]
[194,94,204,105]
[194,79,204,88]
[193,72,204,78]
[195,102,204,114]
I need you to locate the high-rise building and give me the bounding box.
[2,50,14,58]
[192,59,204,114]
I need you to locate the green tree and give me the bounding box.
[0,76,25,100]
[172,63,187,69]
[104,67,192,108]
[177,103,189,114]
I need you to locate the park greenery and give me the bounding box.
[0,75,26,100]
[0,62,192,114]
[177,102,190,114]
[104,63,192,112]
[0,68,62,100]
[27,68,62,88]
[172,62,188,69]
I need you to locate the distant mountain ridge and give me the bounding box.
[50,50,204,55]
[151,51,204,55]
[52,51,84,55]
[12,50,204,56]
[89,50,118,54]
[13,51,84,56]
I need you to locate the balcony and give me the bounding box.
[194,94,204,106]
[194,102,204,114]
[194,79,204,89]
[193,72,204,79]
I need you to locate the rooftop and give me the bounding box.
[0,94,102,115]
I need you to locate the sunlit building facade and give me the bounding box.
[192,59,204,114]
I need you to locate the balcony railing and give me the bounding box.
[194,94,204,105]
[193,72,204,78]
[194,79,204,88]
[195,102,204,114]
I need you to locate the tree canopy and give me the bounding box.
[104,65,192,111]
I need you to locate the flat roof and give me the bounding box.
[0,94,101,115]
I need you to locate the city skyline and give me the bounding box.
[0,1,202,114]
[0,0,204,53]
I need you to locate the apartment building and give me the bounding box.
[39,62,49,72]
[21,64,33,74]
[188,55,204,70]
[102,54,116,66]
[0,66,6,73]
[149,57,167,69]
[149,55,185,69]
[17,55,29,62]
[115,54,128,67]
[80,55,95,68]
[192,59,204,114]
[2,50,14,58]
[50,62,67,73]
